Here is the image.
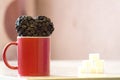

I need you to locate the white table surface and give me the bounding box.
[0,60,120,80]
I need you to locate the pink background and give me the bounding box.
[1,0,120,60]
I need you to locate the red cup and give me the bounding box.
[2,37,50,76]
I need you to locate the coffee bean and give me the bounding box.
[15,16,54,36]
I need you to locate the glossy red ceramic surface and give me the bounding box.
[3,37,50,76]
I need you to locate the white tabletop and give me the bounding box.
[0,60,120,80]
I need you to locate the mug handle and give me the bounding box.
[2,42,18,70]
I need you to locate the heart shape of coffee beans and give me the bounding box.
[15,16,54,36]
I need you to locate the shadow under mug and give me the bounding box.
[2,37,50,76]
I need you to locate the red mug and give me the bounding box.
[2,37,50,76]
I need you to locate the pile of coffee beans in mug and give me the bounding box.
[15,16,54,36]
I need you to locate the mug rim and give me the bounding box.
[17,36,51,38]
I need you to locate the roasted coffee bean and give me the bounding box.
[15,16,54,36]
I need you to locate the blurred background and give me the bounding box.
[1,0,120,60]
